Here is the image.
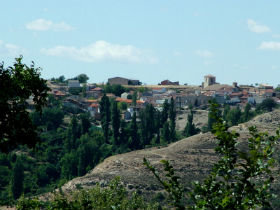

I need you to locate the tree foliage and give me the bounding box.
[11,157,24,200]
[16,177,160,210]
[0,57,49,152]
[183,110,199,137]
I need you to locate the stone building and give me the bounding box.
[108,77,141,85]
[203,75,216,88]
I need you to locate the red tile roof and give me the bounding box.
[89,103,99,108]
[92,87,103,91]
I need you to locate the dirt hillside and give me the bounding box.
[61,110,280,199]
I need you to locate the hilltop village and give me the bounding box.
[44,74,279,122]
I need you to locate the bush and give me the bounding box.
[16,177,160,210]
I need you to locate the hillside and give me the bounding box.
[60,109,280,200]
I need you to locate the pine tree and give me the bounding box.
[11,157,24,199]
[100,94,111,143]
[111,101,120,145]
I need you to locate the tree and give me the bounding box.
[223,104,230,121]
[112,101,120,145]
[208,100,221,131]
[259,98,277,112]
[41,107,64,130]
[161,99,169,127]
[80,113,91,134]
[75,74,89,83]
[11,157,24,199]
[100,94,111,143]
[0,57,49,152]
[183,111,198,137]
[132,91,137,106]
[169,97,176,141]
[129,112,140,149]
[242,103,251,122]
[162,121,170,143]
[226,106,242,126]
[58,75,65,83]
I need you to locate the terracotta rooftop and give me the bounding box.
[92,87,103,91]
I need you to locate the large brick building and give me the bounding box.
[108,77,141,85]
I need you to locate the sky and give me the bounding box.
[1,1,280,86]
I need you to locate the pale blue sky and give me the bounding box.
[1,1,280,86]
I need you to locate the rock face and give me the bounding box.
[61,110,280,199]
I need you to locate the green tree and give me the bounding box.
[112,101,120,145]
[208,100,221,131]
[169,97,176,141]
[242,103,251,122]
[161,99,169,127]
[223,104,230,121]
[65,116,81,151]
[41,107,64,130]
[58,75,65,83]
[259,98,277,112]
[154,110,161,145]
[60,152,78,180]
[132,91,137,106]
[129,112,140,149]
[0,57,49,152]
[119,120,129,147]
[226,106,242,126]
[80,113,91,134]
[100,94,111,143]
[183,111,198,137]
[11,157,24,199]
[75,73,89,83]
[162,121,170,143]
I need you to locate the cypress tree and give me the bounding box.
[11,157,24,199]
[100,94,111,143]
[161,99,169,127]
[169,97,176,141]
[243,103,251,122]
[111,101,120,145]
[132,91,137,106]
[184,111,197,137]
[162,121,170,143]
[130,112,140,149]
[80,113,91,134]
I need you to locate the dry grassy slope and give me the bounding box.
[61,110,280,198]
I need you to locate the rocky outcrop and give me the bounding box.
[61,110,280,199]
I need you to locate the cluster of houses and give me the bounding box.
[44,75,280,121]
